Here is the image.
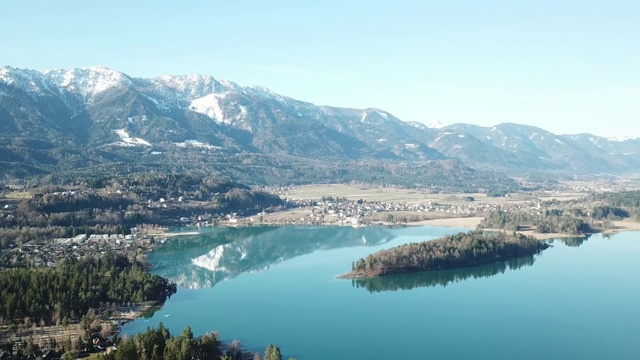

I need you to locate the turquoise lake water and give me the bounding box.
[121,226,640,359]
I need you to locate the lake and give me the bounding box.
[121,226,640,359]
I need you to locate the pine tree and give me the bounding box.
[264,344,282,360]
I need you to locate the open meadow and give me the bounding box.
[279,183,585,206]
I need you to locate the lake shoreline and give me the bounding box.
[167,214,640,242]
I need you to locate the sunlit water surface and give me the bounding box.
[121,226,640,359]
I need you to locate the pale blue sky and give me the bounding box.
[2,0,639,137]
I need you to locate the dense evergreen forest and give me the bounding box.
[98,324,220,360]
[342,230,548,278]
[353,253,536,293]
[480,210,592,234]
[0,173,284,249]
[479,196,640,235]
[96,324,291,360]
[0,253,175,324]
[592,190,640,208]
[590,191,640,220]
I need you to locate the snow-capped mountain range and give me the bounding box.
[0,65,639,182]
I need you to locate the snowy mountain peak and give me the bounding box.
[0,65,29,78]
[41,66,132,99]
[0,65,17,80]
[246,84,281,98]
[0,66,131,100]
[151,74,240,100]
[607,136,638,142]
[247,84,271,93]
[428,120,445,129]
[155,73,215,88]
[0,66,44,90]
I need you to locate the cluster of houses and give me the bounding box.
[234,193,574,227]
[242,198,499,226]
[53,233,135,246]
[0,231,154,269]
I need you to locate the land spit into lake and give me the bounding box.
[339,230,550,278]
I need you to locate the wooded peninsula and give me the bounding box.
[340,230,549,278]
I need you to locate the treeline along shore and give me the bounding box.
[339,230,549,278]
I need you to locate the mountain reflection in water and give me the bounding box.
[352,254,537,293]
[151,226,395,289]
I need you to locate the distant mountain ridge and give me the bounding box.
[0,65,638,184]
[438,123,640,173]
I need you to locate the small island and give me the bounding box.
[339,230,549,278]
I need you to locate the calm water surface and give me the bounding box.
[122,226,640,359]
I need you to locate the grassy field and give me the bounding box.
[282,184,549,206]
[3,191,32,200]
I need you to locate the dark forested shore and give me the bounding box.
[0,253,175,324]
[340,230,549,278]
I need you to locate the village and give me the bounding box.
[217,193,551,227]
[0,230,156,270]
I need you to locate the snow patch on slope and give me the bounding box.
[141,94,171,109]
[189,94,227,123]
[113,129,151,147]
[377,111,389,120]
[432,132,455,144]
[406,121,428,130]
[175,140,220,150]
